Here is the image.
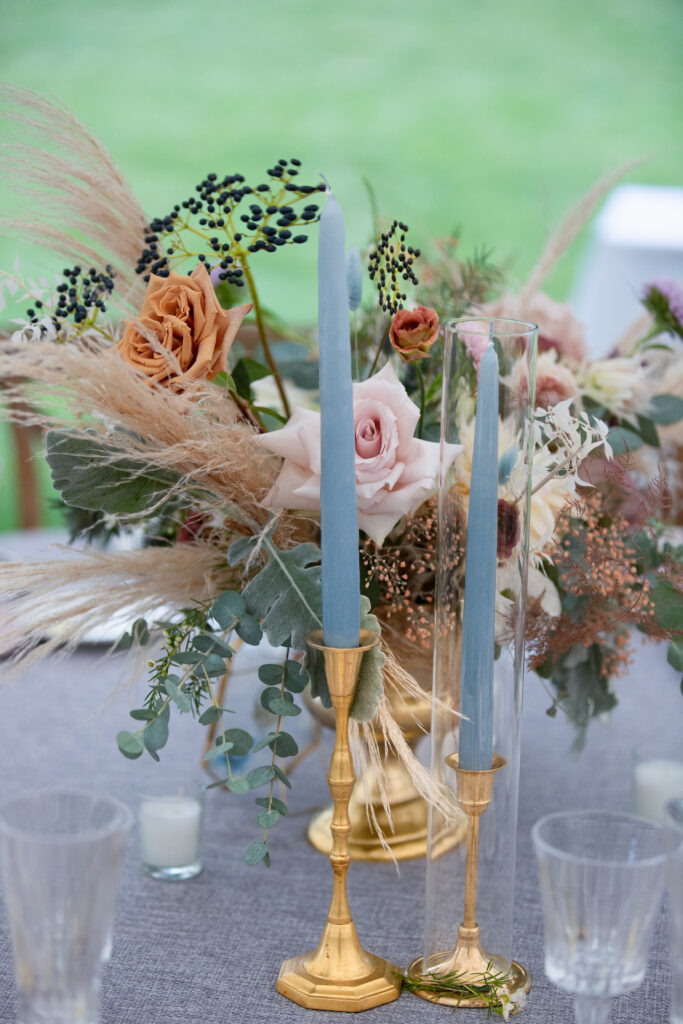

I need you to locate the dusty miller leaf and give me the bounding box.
[234,530,322,650]
[46,429,181,514]
[307,597,384,722]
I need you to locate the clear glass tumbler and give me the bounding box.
[533,809,666,1024]
[665,799,683,1024]
[137,777,204,880]
[0,788,133,1024]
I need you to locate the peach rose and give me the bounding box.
[257,362,462,545]
[118,263,252,387]
[389,306,439,363]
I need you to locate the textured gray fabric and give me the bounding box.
[0,629,677,1023]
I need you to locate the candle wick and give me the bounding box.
[318,173,332,194]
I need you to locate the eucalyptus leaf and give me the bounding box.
[252,732,277,753]
[284,660,308,693]
[667,639,683,672]
[606,426,644,456]
[165,678,192,713]
[268,696,301,718]
[131,618,150,645]
[235,614,263,646]
[243,840,270,866]
[635,414,660,448]
[255,796,288,816]
[198,705,223,725]
[201,654,231,678]
[203,740,234,761]
[211,590,246,627]
[129,708,155,721]
[258,664,284,685]
[225,775,250,794]
[223,728,253,757]
[649,394,683,425]
[260,687,282,713]
[247,765,276,789]
[116,730,144,759]
[651,580,683,630]
[257,809,281,828]
[143,715,169,753]
[192,634,234,659]
[272,764,292,789]
[268,732,298,757]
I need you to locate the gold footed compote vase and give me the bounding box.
[277,629,401,1012]
[306,634,466,861]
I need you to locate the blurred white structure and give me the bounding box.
[572,184,683,357]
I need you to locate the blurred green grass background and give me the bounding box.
[1,0,681,531]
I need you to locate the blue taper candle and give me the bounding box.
[318,193,361,648]
[458,340,499,770]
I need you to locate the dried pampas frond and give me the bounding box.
[521,158,645,302]
[0,338,280,527]
[0,84,147,309]
[0,542,236,675]
[347,641,462,864]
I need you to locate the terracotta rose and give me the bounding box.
[118,263,252,387]
[389,306,439,363]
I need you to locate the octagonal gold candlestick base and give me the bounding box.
[276,629,401,1012]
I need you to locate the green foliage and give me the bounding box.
[231,358,272,401]
[46,430,181,515]
[399,961,513,1016]
[650,579,683,631]
[229,528,322,649]
[649,394,683,426]
[307,596,385,722]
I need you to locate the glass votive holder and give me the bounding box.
[633,742,683,825]
[665,799,683,1024]
[137,778,205,881]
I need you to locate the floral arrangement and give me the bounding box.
[0,87,681,867]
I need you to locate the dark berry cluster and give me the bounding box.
[368,221,421,313]
[26,264,116,333]
[134,159,326,284]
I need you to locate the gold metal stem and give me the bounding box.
[406,752,531,1010]
[463,812,480,929]
[276,629,402,1011]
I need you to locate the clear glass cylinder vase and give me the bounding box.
[421,318,537,996]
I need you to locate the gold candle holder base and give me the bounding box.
[276,629,401,1012]
[406,752,531,1011]
[406,954,531,1010]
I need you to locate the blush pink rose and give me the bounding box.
[484,292,588,366]
[257,362,462,545]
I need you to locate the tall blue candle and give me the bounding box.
[318,193,360,648]
[458,341,499,770]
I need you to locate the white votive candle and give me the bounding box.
[139,795,202,869]
[634,759,683,824]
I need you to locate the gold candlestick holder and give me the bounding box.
[276,629,402,1012]
[407,753,531,1009]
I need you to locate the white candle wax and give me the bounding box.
[634,759,683,824]
[138,796,202,868]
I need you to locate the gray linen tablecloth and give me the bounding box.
[0,624,677,1023]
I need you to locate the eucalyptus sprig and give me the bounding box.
[116,585,310,866]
